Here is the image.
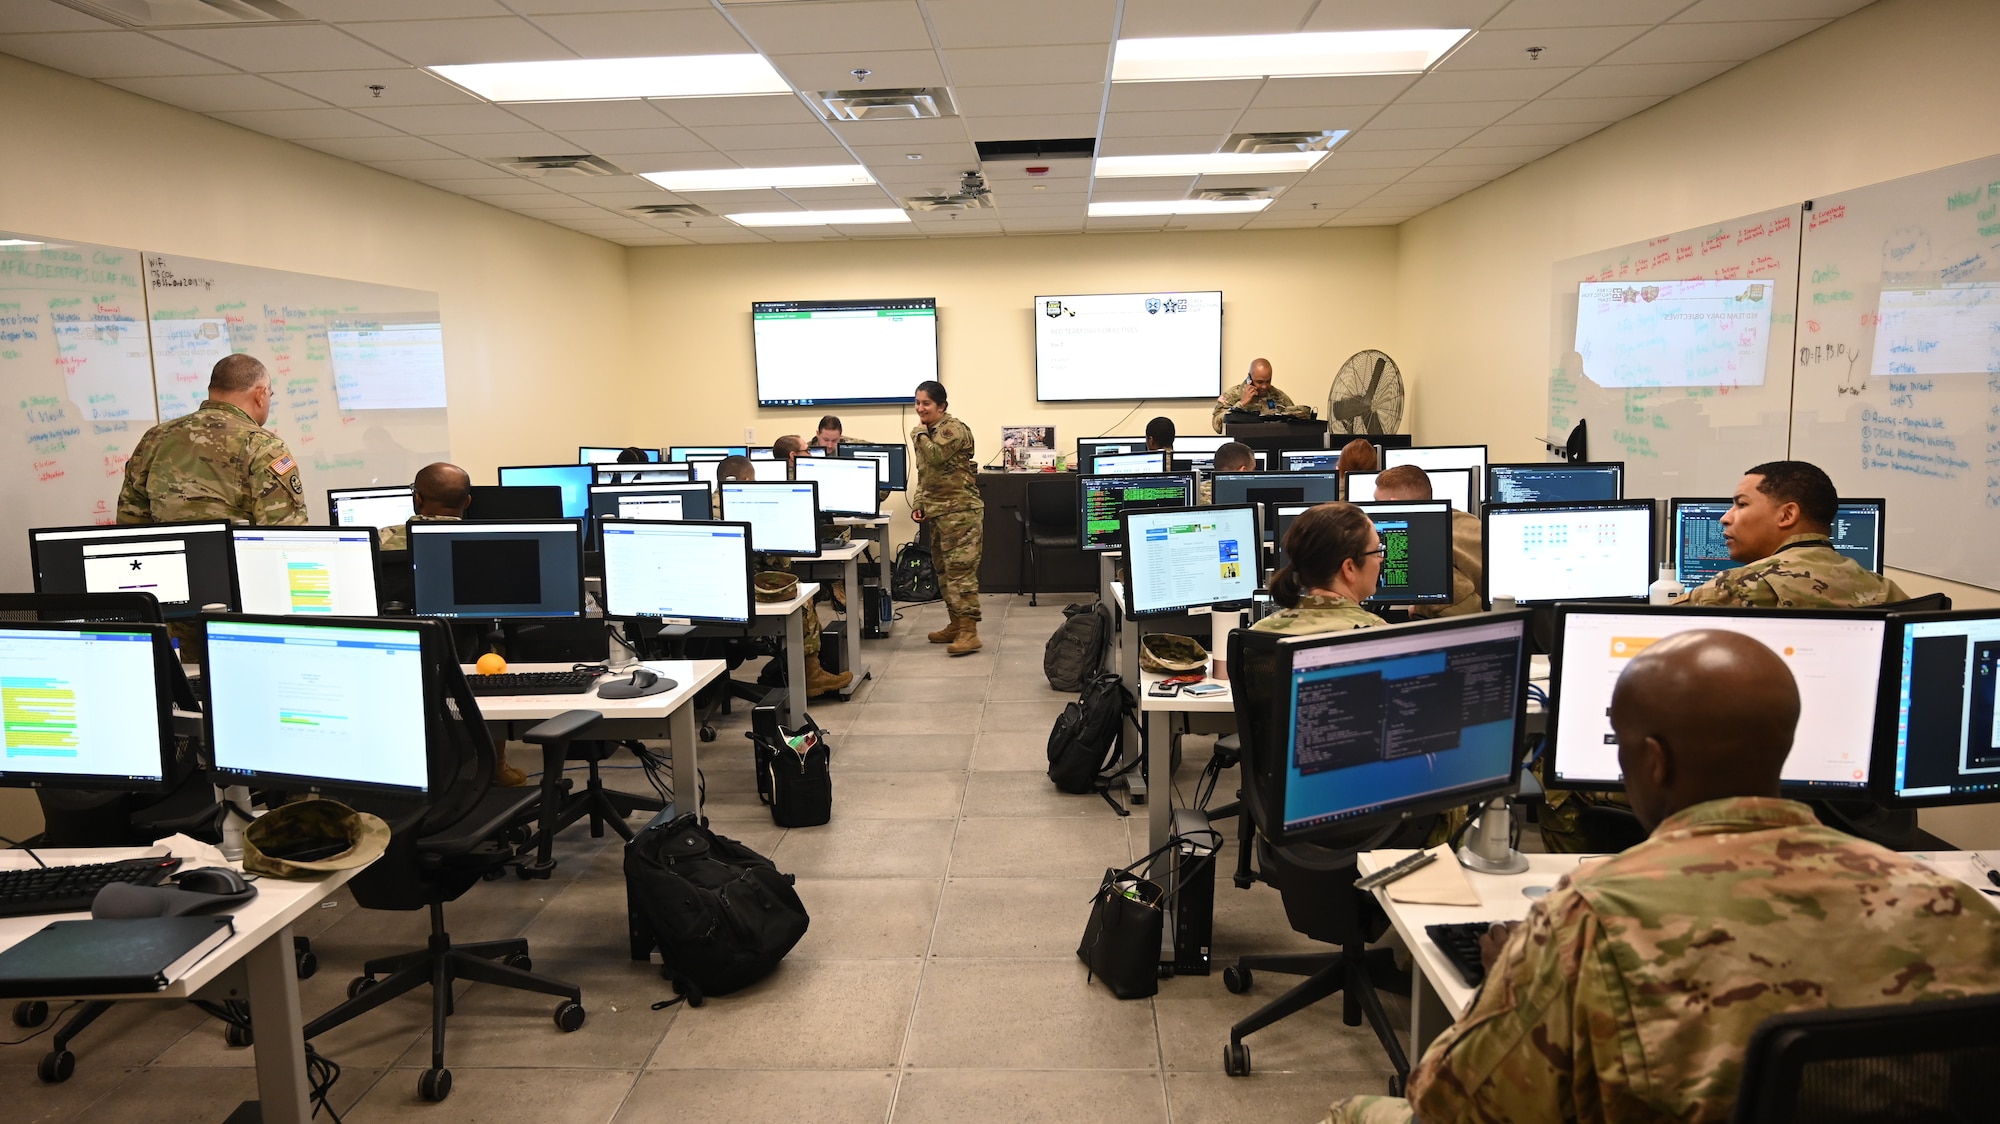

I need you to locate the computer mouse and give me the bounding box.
[628,667,659,689]
[176,867,251,896]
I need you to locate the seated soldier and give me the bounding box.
[1371,464,1482,617]
[1145,415,1176,454]
[1198,441,1255,504]
[1677,459,1907,607]
[379,462,471,551]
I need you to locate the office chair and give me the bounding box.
[1729,992,2000,1123]
[1016,477,1081,607]
[1217,628,1427,1088]
[1881,592,1952,613]
[301,622,588,1103]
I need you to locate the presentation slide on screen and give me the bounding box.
[329,322,448,410]
[753,301,937,406]
[1870,283,2000,376]
[1035,291,1222,401]
[1555,614,1883,789]
[0,630,162,780]
[1575,279,1774,388]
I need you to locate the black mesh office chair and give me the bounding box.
[1881,592,1952,612]
[1217,628,1428,1087]
[1016,477,1081,606]
[301,622,588,1103]
[1729,992,2000,1123]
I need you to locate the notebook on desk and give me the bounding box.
[0,916,233,997]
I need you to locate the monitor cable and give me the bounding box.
[0,833,48,869]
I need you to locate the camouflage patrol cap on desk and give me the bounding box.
[755,571,800,603]
[1139,633,1209,673]
[243,798,390,878]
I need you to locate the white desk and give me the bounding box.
[801,542,872,698]
[756,582,817,726]
[833,515,893,638]
[1135,667,1234,856]
[0,846,366,1124]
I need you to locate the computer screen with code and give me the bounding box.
[1079,473,1196,551]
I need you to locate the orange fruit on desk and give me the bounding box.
[475,653,508,675]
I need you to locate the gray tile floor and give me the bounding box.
[1,596,1400,1122]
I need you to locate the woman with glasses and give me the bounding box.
[1252,502,1386,634]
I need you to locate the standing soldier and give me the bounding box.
[910,380,984,655]
[119,354,308,527]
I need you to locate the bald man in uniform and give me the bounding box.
[1211,358,1313,432]
[379,463,472,551]
[1329,631,2000,1124]
[118,353,307,526]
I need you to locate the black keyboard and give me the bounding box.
[0,856,183,918]
[1425,921,1499,988]
[466,670,601,697]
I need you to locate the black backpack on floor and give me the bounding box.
[1044,602,1110,692]
[1047,672,1131,812]
[624,813,810,1004]
[751,716,832,828]
[892,540,940,603]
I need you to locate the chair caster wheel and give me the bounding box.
[1223,966,1252,994]
[38,1049,76,1083]
[347,976,376,1000]
[294,947,318,980]
[418,1067,452,1102]
[13,1000,48,1028]
[506,952,532,972]
[1388,1074,1405,1096]
[226,1023,254,1048]
[699,726,717,743]
[554,999,586,1032]
[1223,1042,1251,1076]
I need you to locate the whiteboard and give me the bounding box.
[1788,152,2000,589]
[1548,205,1803,504]
[144,253,450,522]
[1,232,155,589]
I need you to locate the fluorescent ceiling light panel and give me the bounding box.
[726,209,910,227]
[1113,30,1469,82]
[1095,151,1331,178]
[429,55,789,102]
[1089,199,1271,217]
[641,165,876,192]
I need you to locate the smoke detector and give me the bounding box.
[807,88,957,122]
[491,155,625,178]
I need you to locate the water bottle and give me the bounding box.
[1649,565,1685,605]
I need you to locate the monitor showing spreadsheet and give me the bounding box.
[329,486,415,533]
[1125,505,1261,616]
[1483,500,1655,605]
[231,527,380,616]
[600,519,755,625]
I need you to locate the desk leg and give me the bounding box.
[786,607,807,728]
[246,922,312,1124]
[1145,712,1170,851]
[842,552,866,694]
[670,697,701,824]
[874,524,894,636]
[1410,962,1451,1057]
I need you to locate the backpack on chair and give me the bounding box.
[1047,671,1132,813]
[1044,602,1110,693]
[892,540,941,603]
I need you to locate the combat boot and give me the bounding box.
[947,617,981,655]
[927,616,960,644]
[495,745,527,787]
[806,655,853,697]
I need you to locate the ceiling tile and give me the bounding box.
[672,228,774,244]
[785,185,899,203]
[209,107,395,139]
[0,5,116,32]
[1498,93,1665,124]
[286,0,512,17]
[726,0,933,54]
[965,113,1104,141]
[832,117,973,145]
[1600,20,1829,65]
[1338,126,1480,151]
[924,0,1116,48]
[1672,0,1872,20]
[767,49,945,89]
[1291,166,1405,185]
[364,157,516,179]
[1483,0,1688,29]
[0,31,234,78]
[1463,120,1608,146]
[1249,75,1417,109]
[437,177,565,196]
[852,141,979,166]
[556,127,715,154]
[1097,134,1237,157]
[1543,60,1734,98]
[1101,109,1243,138]
[435,131,580,158]
[1398,161,1522,182]
[1269,184,1378,206]
[1436,26,1649,71]
[1394,66,1579,102]
[1116,0,1318,37]
[1241,216,1330,228]
[857,162,973,186]
[293,135,465,163]
[505,100,674,131]
[152,26,406,72]
[339,18,572,65]
[1232,107,1371,133]
[651,94,821,127]
[588,149,722,171]
[1366,100,1523,129]
[264,68,486,107]
[943,45,1110,87]
[1314,147,1446,169]
[533,9,752,56]
[1089,184,1201,202]
[1107,79,1261,113]
[1427,142,1559,164]
[1303,0,1507,30]
[552,176,680,197]
[687,121,838,150]
[952,83,1106,117]
[711,144,852,163]
[103,73,328,113]
[357,103,545,134]
[1322,214,1402,226]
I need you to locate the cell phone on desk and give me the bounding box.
[1182,681,1226,698]
[1147,681,1182,698]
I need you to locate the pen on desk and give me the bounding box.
[1971,852,2000,890]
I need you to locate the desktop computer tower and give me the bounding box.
[862,585,889,639]
[821,621,848,674]
[1169,807,1219,975]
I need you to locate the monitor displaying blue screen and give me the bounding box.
[497,464,592,519]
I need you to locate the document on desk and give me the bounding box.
[1371,846,1481,906]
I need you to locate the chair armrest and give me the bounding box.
[521,709,603,746]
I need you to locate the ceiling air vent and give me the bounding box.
[1196,187,1274,202]
[631,204,714,219]
[974,138,1096,163]
[1224,131,1345,155]
[808,88,957,122]
[52,0,311,28]
[492,155,625,179]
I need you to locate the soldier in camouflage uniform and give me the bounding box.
[1330,629,2000,1124]
[910,380,984,655]
[1198,441,1255,505]
[717,456,851,696]
[1211,357,1313,432]
[378,462,471,551]
[118,354,307,527]
[1252,503,1387,634]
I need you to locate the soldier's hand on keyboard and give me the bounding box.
[1479,921,1519,971]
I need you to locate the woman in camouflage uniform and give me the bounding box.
[909,380,985,655]
[1252,502,1386,635]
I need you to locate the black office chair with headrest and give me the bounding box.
[1729,992,2000,1123]
[1218,627,1429,1087]
[300,620,590,1104]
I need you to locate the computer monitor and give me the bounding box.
[1343,467,1475,514]
[1547,605,1885,795]
[1208,472,1342,542]
[600,518,755,626]
[329,485,414,532]
[1077,437,1146,470]
[466,485,563,520]
[30,520,236,620]
[748,448,777,460]
[1079,472,1197,552]
[1383,445,1490,503]
[204,615,436,797]
[1486,462,1625,505]
[1351,500,1456,606]
[1124,504,1261,617]
[1092,450,1167,475]
[1236,613,1532,847]
[231,526,380,616]
[668,445,748,462]
[687,456,724,485]
[596,464,692,485]
[496,464,592,519]
[719,480,822,557]
[586,482,713,543]
[792,456,880,517]
[0,621,177,792]
[1668,497,1890,585]
[837,443,908,492]
[580,446,661,464]
[1280,449,1342,473]
[1172,435,1232,457]
[1875,609,2000,808]
[1483,500,1656,605]
[407,520,586,618]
